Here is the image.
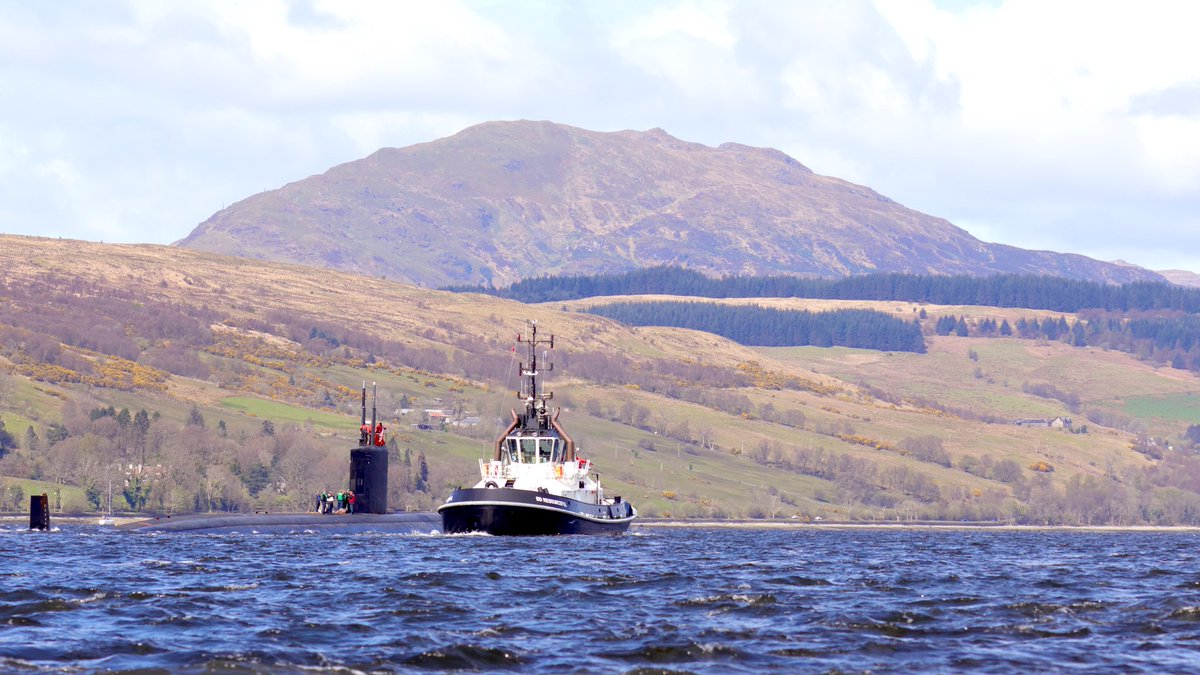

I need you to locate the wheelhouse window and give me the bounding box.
[506,436,561,463]
[506,432,561,458]
[520,438,538,463]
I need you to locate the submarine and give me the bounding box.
[121,382,438,534]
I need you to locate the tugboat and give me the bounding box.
[438,321,637,535]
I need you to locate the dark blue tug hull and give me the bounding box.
[438,487,634,535]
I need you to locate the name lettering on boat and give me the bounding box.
[535,495,568,508]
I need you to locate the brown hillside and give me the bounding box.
[176,120,1161,288]
[3,234,1199,524]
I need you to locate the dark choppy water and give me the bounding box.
[4,525,1200,673]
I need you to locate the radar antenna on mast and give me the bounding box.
[515,320,554,430]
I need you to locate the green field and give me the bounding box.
[1123,394,1200,424]
[0,477,89,514]
[220,397,357,431]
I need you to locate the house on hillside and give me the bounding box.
[426,410,450,429]
[1015,417,1073,430]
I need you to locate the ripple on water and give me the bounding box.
[600,641,743,664]
[911,595,983,607]
[1010,625,1093,639]
[875,609,938,625]
[401,644,525,669]
[1006,601,1071,617]
[764,575,832,587]
[673,593,781,620]
[1166,606,1200,621]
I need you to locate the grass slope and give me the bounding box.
[1,235,1198,520]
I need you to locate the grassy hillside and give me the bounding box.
[1,235,1198,523]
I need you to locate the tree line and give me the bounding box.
[935,311,1200,372]
[449,265,1200,313]
[585,301,927,352]
[0,400,448,515]
[447,265,1200,366]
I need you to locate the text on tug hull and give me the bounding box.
[438,321,637,535]
[439,488,634,535]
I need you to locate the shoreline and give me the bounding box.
[632,519,1200,532]
[0,514,146,526]
[5,513,1200,533]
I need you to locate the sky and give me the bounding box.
[2,0,1200,272]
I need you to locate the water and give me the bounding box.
[3,524,1200,673]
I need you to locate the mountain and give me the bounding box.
[1158,269,1200,288]
[176,120,1161,288]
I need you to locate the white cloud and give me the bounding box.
[876,0,1200,183]
[608,1,766,114]
[328,111,484,159]
[0,0,1198,271]
[1134,115,1200,195]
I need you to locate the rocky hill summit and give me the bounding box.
[177,120,1161,287]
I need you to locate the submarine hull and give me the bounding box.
[118,511,439,534]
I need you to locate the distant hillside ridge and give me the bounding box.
[177,120,1162,287]
[1159,270,1200,288]
[450,266,1200,313]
